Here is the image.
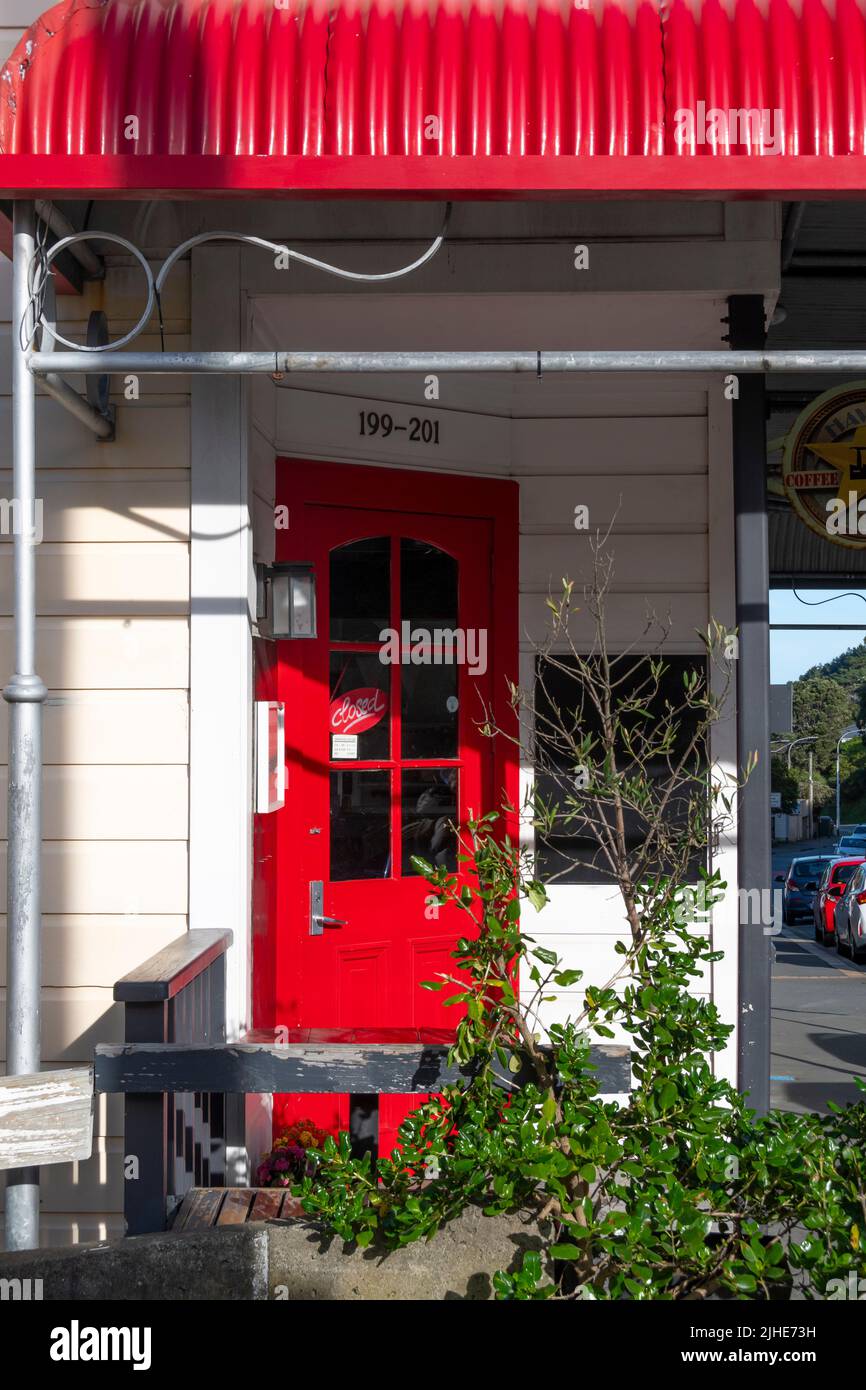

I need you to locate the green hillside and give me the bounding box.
[783,639,866,821]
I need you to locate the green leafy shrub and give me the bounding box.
[299,819,866,1299]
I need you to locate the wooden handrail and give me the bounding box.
[114,928,233,1003]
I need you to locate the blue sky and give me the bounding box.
[771,589,866,683]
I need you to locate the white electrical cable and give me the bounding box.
[32,231,156,352]
[30,205,452,354]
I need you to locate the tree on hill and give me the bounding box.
[800,637,866,695]
[776,634,866,819]
[792,676,856,764]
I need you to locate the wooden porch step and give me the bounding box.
[172,1187,305,1232]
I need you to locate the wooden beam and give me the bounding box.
[0,204,84,296]
[94,1042,631,1096]
[0,1067,93,1171]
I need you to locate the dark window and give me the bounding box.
[790,858,832,884]
[534,655,707,886]
[400,538,457,632]
[330,537,390,642]
[402,768,458,874]
[401,663,458,759]
[330,770,391,881]
[833,862,862,887]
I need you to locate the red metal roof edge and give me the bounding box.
[3,0,866,195]
[4,154,866,201]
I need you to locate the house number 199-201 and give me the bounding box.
[359,411,440,444]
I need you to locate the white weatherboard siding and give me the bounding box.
[0,253,191,1248]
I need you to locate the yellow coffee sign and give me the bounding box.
[781,382,866,548]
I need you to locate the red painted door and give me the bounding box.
[269,460,517,1157]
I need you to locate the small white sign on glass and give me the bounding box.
[332,734,358,760]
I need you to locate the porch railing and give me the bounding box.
[113,929,231,1236]
[98,929,631,1236]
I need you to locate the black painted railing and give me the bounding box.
[99,930,631,1237]
[112,929,231,1236]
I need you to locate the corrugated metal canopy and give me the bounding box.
[2,0,866,196]
[770,507,866,582]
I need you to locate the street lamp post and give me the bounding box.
[785,735,819,770]
[836,728,866,834]
[778,736,820,837]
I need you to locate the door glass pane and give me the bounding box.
[330,652,390,760]
[401,538,457,632]
[330,770,391,880]
[330,537,390,642]
[402,768,458,873]
[402,663,458,758]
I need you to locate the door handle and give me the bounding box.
[310,880,349,936]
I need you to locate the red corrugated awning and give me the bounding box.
[2,0,866,198]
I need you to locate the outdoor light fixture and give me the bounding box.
[257,562,317,639]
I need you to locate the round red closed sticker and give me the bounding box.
[329,687,388,736]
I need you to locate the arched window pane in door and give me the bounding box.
[400,538,457,632]
[330,537,390,642]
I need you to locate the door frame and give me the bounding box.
[253,458,520,1033]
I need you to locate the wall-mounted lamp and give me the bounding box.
[256,562,317,639]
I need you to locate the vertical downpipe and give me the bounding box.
[730,294,772,1115]
[4,202,47,1250]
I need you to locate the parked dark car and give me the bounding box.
[814,857,866,944]
[834,863,866,963]
[780,855,835,926]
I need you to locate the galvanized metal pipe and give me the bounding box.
[4,202,47,1251]
[730,295,772,1116]
[28,347,866,377]
[41,371,114,439]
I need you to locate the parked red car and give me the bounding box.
[814,857,866,944]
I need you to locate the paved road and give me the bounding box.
[770,837,866,1113]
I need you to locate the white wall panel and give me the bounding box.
[0,916,187,988]
[0,988,123,1062]
[0,473,190,543]
[0,543,189,615]
[519,591,709,650]
[512,416,709,475]
[0,401,190,469]
[0,690,189,764]
[520,533,707,593]
[0,617,189,688]
[0,765,188,838]
[0,841,188,915]
[520,474,708,530]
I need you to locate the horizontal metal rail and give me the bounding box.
[29,348,866,376]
